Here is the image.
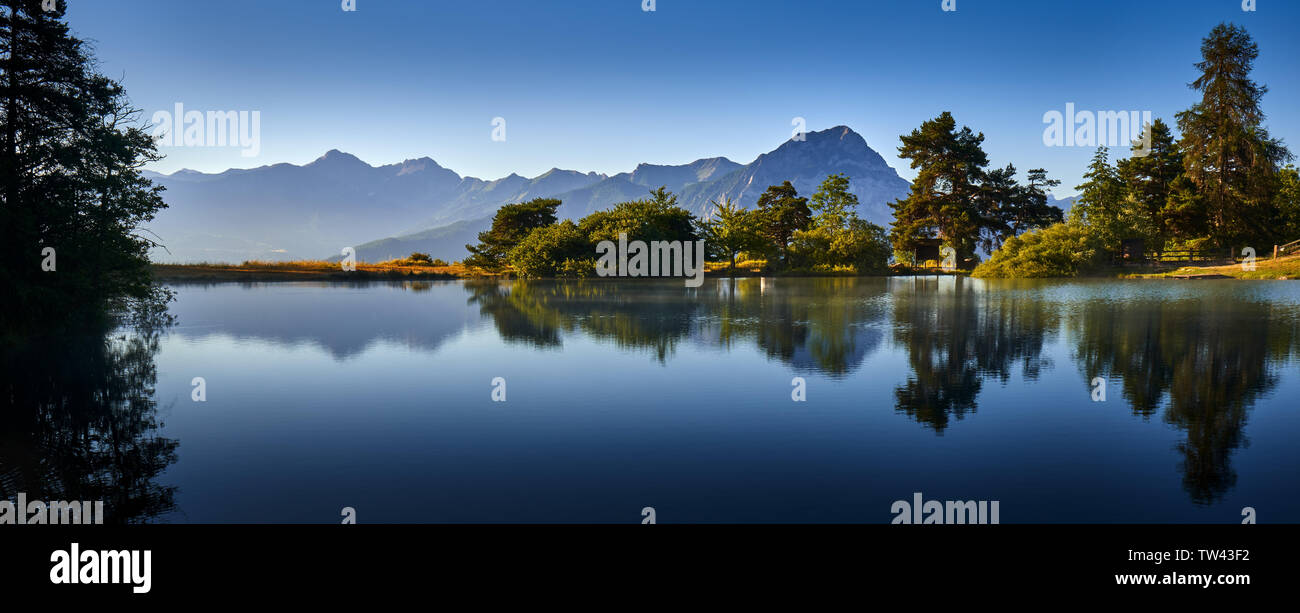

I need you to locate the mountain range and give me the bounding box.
[141,125,1069,264]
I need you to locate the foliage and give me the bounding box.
[754,181,812,267]
[507,220,593,278]
[699,196,763,273]
[1277,165,1300,241]
[577,186,697,245]
[1175,22,1292,246]
[889,112,1064,261]
[2,1,170,331]
[464,198,560,271]
[789,174,891,272]
[972,222,1107,278]
[1069,147,1144,250]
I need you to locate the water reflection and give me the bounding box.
[459,277,1298,505]
[467,277,888,374]
[1071,296,1295,504]
[14,278,1293,519]
[0,308,179,523]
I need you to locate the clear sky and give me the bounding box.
[65,0,1300,196]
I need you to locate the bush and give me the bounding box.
[507,221,594,278]
[407,252,434,264]
[787,219,892,273]
[972,222,1107,278]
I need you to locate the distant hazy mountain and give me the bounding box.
[143,125,910,263]
[548,126,910,224]
[341,216,492,264]
[1047,194,1077,215]
[143,151,606,263]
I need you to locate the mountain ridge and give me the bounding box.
[143,126,916,263]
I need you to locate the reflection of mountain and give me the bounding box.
[0,311,178,524]
[165,281,482,359]
[890,278,1058,434]
[1071,297,1293,504]
[466,277,889,375]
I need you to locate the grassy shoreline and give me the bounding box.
[150,256,1300,283]
[150,261,475,282]
[1120,254,1300,280]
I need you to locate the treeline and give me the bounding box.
[463,175,893,277]
[467,22,1298,281]
[975,23,1297,278]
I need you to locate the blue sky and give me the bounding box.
[67,0,1300,196]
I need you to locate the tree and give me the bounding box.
[578,186,697,245]
[506,220,591,278]
[888,112,989,261]
[808,173,857,230]
[1070,147,1134,249]
[2,0,169,330]
[1276,165,1300,242]
[699,196,761,273]
[1117,119,1181,249]
[790,174,891,272]
[464,197,561,271]
[1175,23,1292,246]
[1011,168,1065,238]
[755,181,811,267]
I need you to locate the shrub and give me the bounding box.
[507,221,594,278]
[972,222,1107,278]
[787,219,892,273]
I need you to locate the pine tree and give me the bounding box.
[888,112,988,260]
[1071,147,1130,249]
[1175,23,1291,246]
[1117,119,1181,249]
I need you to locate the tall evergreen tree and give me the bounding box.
[1118,119,1181,248]
[1070,147,1132,249]
[2,0,168,331]
[889,112,989,260]
[1175,23,1291,246]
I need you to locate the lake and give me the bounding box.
[5,277,1299,523]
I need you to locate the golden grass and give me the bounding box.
[151,260,479,282]
[1124,253,1300,280]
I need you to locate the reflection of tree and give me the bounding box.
[1071,299,1290,504]
[466,280,696,360]
[0,304,178,523]
[711,278,888,377]
[465,278,887,374]
[891,278,1056,433]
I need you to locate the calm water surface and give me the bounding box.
[6,277,1300,523]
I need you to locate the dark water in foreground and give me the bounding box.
[4,277,1299,523]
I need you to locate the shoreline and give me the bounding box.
[151,260,1299,283]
